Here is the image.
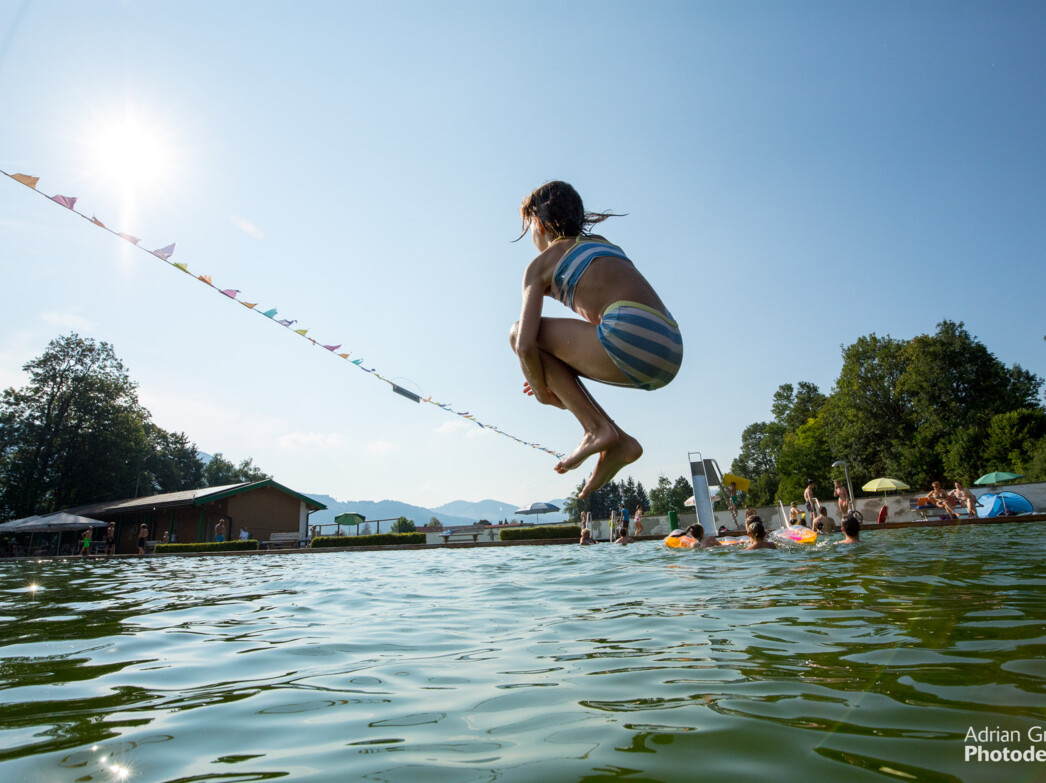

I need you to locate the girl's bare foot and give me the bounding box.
[579,433,643,498]
[555,423,619,474]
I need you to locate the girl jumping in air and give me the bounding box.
[510,181,683,498]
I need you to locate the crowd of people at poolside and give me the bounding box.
[580,476,989,551]
[71,517,250,557]
[578,501,862,550]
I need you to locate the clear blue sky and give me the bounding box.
[2,1,1044,508]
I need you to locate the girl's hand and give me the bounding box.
[523,380,565,409]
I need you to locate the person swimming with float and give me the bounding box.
[510,181,683,498]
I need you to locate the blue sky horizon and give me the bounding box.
[2,1,1044,508]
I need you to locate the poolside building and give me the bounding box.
[60,479,327,553]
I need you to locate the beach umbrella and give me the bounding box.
[861,477,910,494]
[974,471,1023,486]
[684,496,695,507]
[514,501,559,522]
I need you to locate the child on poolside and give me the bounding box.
[745,520,777,550]
[840,514,861,545]
[511,181,683,498]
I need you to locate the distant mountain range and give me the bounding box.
[306,495,569,530]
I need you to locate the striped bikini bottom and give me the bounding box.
[596,301,683,391]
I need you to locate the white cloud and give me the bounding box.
[277,431,345,451]
[231,215,264,239]
[42,310,92,331]
[435,420,469,435]
[435,418,496,440]
[367,440,395,455]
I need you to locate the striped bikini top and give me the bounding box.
[549,237,631,311]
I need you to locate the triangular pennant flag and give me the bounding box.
[118,233,140,245]
[12,173,39,189]
[262,309,277,318]
[294,328,309,337]
[198,274,212,285]
[90,216,106,228]
[352,359,363,365]
[277,318,296,327]
[174,262,189,273]
[220,289,239,299]
[323,344,341,352]
[51,194,77,209]
[241,301,258,309]
[152,243,176,260]
[337,353,350,359]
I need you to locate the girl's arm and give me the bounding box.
[514,263,559,406]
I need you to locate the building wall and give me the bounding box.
[227,487,306,543]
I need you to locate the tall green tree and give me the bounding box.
[0,334,149,518]
[203,454,269,486]
[735,321,1043,499]
[391,517,416,533]
[648,475,693,516]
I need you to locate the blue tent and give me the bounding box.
[976,492,1034,518]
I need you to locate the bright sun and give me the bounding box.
[86,108,176,192]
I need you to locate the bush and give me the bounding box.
[310,532,426,548]
[499,525,580,541]
[154,540,260,554]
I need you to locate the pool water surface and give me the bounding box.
[1,524,1044,782]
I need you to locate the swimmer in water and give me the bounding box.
[745,520,777,550]
[684,523,721,548]
[510,181,683,498]
[840,514,861,545]
[614,526,634,545]
[579,527,597,545]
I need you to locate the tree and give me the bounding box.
[776,417,832,505]
[734,322,1044,498]
[0,334,274,519]
[981,409,1046,475]
[649,474,692,515]
[428,517,443,529]
[391,517,416,533]
[0,333,150,518]
[144,424,204,493]
[203,453,270,486]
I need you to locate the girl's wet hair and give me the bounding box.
[685,524,704,539]
[517,180,622,240]
[749,521,766,539]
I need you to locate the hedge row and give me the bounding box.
[154,540,260,554]
[499,525,581,541]
[310,532,426,548]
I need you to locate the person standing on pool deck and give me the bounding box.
[104,521,116,556]
[510,181,683,499]
[804,480,817,519]
[833,479,851,517]
[633,507,644,537]
[215,518,227,542]
[620,505,630,534]
[137,524,148,555]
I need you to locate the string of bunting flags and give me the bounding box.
[2,169,565,460]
